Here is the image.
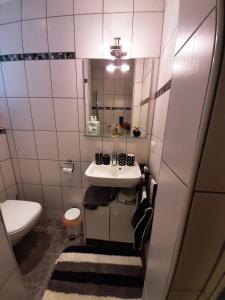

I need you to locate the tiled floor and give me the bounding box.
[13,218,83,300]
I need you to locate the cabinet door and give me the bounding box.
[110,206,135,243]
[85,207,109,240]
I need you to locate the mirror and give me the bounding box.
[84,58,158,138]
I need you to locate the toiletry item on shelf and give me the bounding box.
[103,154,110,165]
[88,116,100,136]
[62,160,74,174]
[119,116,131,132]
[133,127,141,137]
[127,153,135,166]
[95,152,103,165]
[112,123,121,137]
[118,153,127,166]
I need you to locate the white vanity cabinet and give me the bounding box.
[85,207,110,240]
[84,201,135,243]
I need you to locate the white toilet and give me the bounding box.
[0,200,42,246]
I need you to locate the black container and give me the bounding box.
[95,152,103,165]
[118,153,127,166]
[127,154,135,166]
[103,154,110,165]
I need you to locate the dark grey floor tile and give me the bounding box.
[23,253,58,288]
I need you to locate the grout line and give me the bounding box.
[45,1,64,211]
[0,61,24,199]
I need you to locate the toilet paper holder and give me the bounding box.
[62,160,74,174]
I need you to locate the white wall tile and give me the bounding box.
[60,161,81,187]
[80,135,102,161]
[22,19,48,53]
[19,159,41,184]
[47,0,73,16]
[0,135,10,161]
[54,98,79,131]
[76,59,84,98]
[0,270,28,300]
[103,137,126,153]
[25,61,52,97]
[75,14,103,58]
[43,185,63,208]
[176,0,215,52]
[12,159,22,183]
[13,130,37,159]
[104,0,133,12]
[7,184,18,199]
[0,191,7,202]
[157,30,177,89]
[147,99,155,134]
[103,13,133,58]
[50,60,77,97]
[0,171,5,192]
[78,100,85,132]
[6,130,17,158]
[30,98,55,130]
[134,0,164,11]
[62,186,82,210]
[74,0,103,14]
[2,62,28,97]
[126,135,150,163]
[47,16,75,52]
[57,132,80,161]
[0,159,16,188]
[163,12,215,185]
[149,136,163,181]
[22,0,46,20]
[0,223,16,288]
[0,23,23,55]
[160,0,179,54]
[132,12,163,57]
[39,160,61,185]
[81,161,90,188]
[8,98,33,130]
[0,98,11,129]
[0,0,21,25]
[23,184,44,204]
[0,66,6,97]
[35,131,58,160]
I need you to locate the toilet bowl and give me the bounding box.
[0,200,42,245]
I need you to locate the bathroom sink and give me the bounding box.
[85,162,141,188]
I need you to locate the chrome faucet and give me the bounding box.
[111,152,117,166]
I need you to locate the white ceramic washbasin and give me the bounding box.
[85,161,141,188]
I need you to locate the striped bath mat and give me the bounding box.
[43,245,145,300]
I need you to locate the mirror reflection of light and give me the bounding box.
[121,64,130,72]
[106,64,116,72]
[106,63,130,73]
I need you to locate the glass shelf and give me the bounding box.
[83,133,146,139]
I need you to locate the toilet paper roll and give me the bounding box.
[62,167,73,174]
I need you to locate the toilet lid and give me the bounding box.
[0,200,42,234]
[65,208,80,221]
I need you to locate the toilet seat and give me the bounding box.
[0,200,42,244]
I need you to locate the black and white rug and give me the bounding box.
[43,245,145,300]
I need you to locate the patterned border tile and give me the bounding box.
[155,79,171,98]
[0,52,76,62]
[91,106,132,111]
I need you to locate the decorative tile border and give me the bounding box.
[155,79,172,98]
[0,52,76,62]
[0,128,6,135]
[91,106,132,111]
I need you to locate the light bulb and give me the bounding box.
[121,64,130,72]
[106,64,115,72]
